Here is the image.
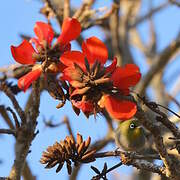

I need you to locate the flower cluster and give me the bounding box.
[60,36,141,120]
[11,19,141,120]
[11,18,81,92]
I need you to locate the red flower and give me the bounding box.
[18,67,42,92]
[71,100,94,114]
[11,18,81,92]
[60,36,141,119]
[61,36,112,83]
[98,64,141,120]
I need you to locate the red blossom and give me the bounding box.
[60,36,141,120]
[82,36,108,65]
[111,64,141,95]
[18,68,42,92]
[99,64,141,120]
[34,21,54,47]
[71,100,94,114]
[11,18,81,92]
[98,95,137,120]
[57,18,81,45]
[61,36,111,83]
[11,40,36,65]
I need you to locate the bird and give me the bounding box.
[114,119,146,152]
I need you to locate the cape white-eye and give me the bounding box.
[115,119,146,151]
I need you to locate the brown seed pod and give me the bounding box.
[40,133,96,175]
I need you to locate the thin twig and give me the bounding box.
[93,150,160,160]
[6,107,20,128]
[166,93,180,109]
[136,32,180,96]
[43,0,63,26]
[0,128,16,135]
[0,82,26,124]
[130,2,169,28]
[137,95,180,139]
[109,3,121,65]
[0,105,14,129]
[63,0,70,20]
[73,0,95,20]
[63,116,75,141]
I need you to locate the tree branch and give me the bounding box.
[136,32,180,96]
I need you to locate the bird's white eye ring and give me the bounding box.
[129,123,135,129]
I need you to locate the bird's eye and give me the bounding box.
[129,123,136,129]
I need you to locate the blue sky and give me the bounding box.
[0,0,180,179]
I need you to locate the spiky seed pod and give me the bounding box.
[69,60,115,116]
[40,133,96,174]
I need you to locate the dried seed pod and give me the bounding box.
[64,140,72,156]
[77,141,85,156]
[40,133,96,175]
[77,133,83,146]
[85,136,91,148]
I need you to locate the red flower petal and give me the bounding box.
[60,51,85,69]
[59,42,71,53]
[61,67,74,82]
[18,68,42,92]
[99,95,137,120]
[82,36,108,65]
[34,22,54,46]
[111,64,141,91]
[105,57,117,74]
[30,37,43,50]
[72,100,94,113]
[57,18,81,45]
[11,40,36,65]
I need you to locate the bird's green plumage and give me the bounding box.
[115,119,145,151]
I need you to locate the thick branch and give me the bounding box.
[8,81,40,180]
